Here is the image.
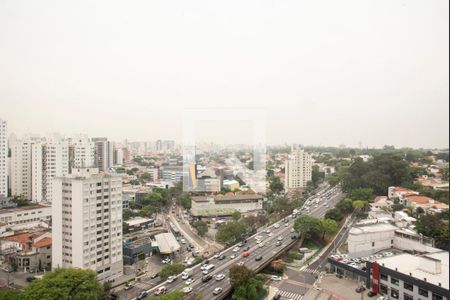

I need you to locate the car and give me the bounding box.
[186,278,194,285]
[180,239,186,244]
[138,291,149,299]
[237,261,245,266]
[285,223,289,227]
[367,291,377,297]
[237,242,244,247]
[26,276,36,283]
[291,234,298,240]
[166,276,177,283]
[182,287,193,294]
[213,287,223,295]
[268,232,273,237]
[376,297,388,300]
[124,283,133,290]
[271,275,282,281]
[272,294,281,300]
[153,287,166,296]
[290,228,295,233]
[276,241,282,246]
[258,242,265,248]
[233,247,240,252]
[151,272,159,279]
[277,236,283,241]
[273,224,280,229]
[255,256,263,261]
[243,251,250,257]
[218,255,226,260]
[202,275,212,282]
[230,254,236,259]
[355,286,366,293]
[265,229,271,234]
[215,273,225,281]
[256,240,261,244]
[181,273,190,280]
[213,253,220,259]
[243,246,250,251]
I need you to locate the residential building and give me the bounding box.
[92,138,114,172]
[0,205,51,227]
[68,135,95,172]
[52,168,123,281]
[388,186,419,202]
[284,146,312,192]
[191,194,264,217]
[403,195,449,212]
[113,148,124,166]
[223,179,240,191]
[0,118,7,197]
[32,138,69,203]
[10,136,34,200]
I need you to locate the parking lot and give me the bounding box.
[308,274,372,300]
[329,250,396,271]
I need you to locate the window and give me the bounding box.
[380,284,388,294]
[380,273,388,281]
[372,242,375,247]
[390,288,399,299]
[403,282,413,291]
[404,293,413,300]
[419,288,428,297]
[390,277,399,286]
[432,294,443,300]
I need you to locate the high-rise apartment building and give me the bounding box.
[0,118,7,197]
[284,146,312,191]
[10,136,33,200]
[68,135,95,173]
[52,168,123,281]
[32,138,69,203]
[92,138,113,172]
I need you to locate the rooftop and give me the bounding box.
[154,233,180,254]
[377,251,449,289]
[349,222,398,235]
[125,217,153,227]
[0,205,50,214]
[33,237,52,248]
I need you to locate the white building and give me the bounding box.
[284,146,312,191]
[191,194,264,217]
[52,168,123,281]
[32,138,69,203]
[92,138,114,172]
[0,118,7,197]
[10,136,34,200]
[0,204,52,226]
[68,135,95,171]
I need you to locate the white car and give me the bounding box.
[180,239,186,244]
[213,287,223,295]
[215,273,225,281]
[230,254,236,259]
[233,247,240,252]
[258,243,265,248]
[271,275,282,281]
[256,240,261,244]
[265,229,271,234]
[237,261,244,266]
[185,278,194,285]
[182,287,193,294]
[166,276,176,283]
[181,273,190,280]
[213,253,220,259]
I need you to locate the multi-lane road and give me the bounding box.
[137,184,344,299]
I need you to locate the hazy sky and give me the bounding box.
[0,0,448,148]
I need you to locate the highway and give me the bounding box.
[139,185,344,299]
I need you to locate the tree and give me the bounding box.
[176,193,191,209]
[293,215,322,240]
[324,208,343,222]
[140,172,152,181]
[350,188,373,201]
[160,264,185,281]
[232,211,242,221]
[269,259,285,274]
[269,176,284,194]
[0,290,22,300]
[139,205,155,217]
[311,165,324,187]
[392,198,404,212]
[22,268,103,300]
[352,200,368,210]
[415,214,449,250]
[321,219,338,240]
[192,221,208,237]
[229,265,253,287]
[148,291,184,300]
[215,221,249,246]
[335,198,354,214]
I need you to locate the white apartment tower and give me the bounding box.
[68,135,95,172]
[52,168,123,281]
[0,119,7,197]
[284,146,312,191]
[92,138,113,172]
[32,138,69,203]
[10,135,33,200]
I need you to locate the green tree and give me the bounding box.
[22,268,103,300]
[148,291,184,300]
[139,205,155,217]
[176,193,192,209]
[229,265,253,287]
[350,188,373,201]
[140,172,151,181]
[269,176,284,194]
[321,219,338,240]
[215,221,249,246]
[192,221,208,237]
[160,264,185,281]
[415,214,449,250]
[293,215,322,240]
[122,221,129,234]
[352,200,368,210]
[324,208,343,222]
[232,211,242,221]
[335,198,354,214]
[0,290,22,300]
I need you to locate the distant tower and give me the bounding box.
[358,141,363,150]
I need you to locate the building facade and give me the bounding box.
[284,146,312,191]
[10,137,33,200]
[191,194,264,217]
[0,205,51,226]
[52,168,123,281]
[92,138,114,172]
[0,119,7,197]
[68,135,95,172]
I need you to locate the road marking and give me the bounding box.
[277,290,304,300]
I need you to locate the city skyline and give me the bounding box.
[0,0,449,149]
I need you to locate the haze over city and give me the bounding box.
[1,0,449,148]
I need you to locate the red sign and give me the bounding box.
[372,262,380,293]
